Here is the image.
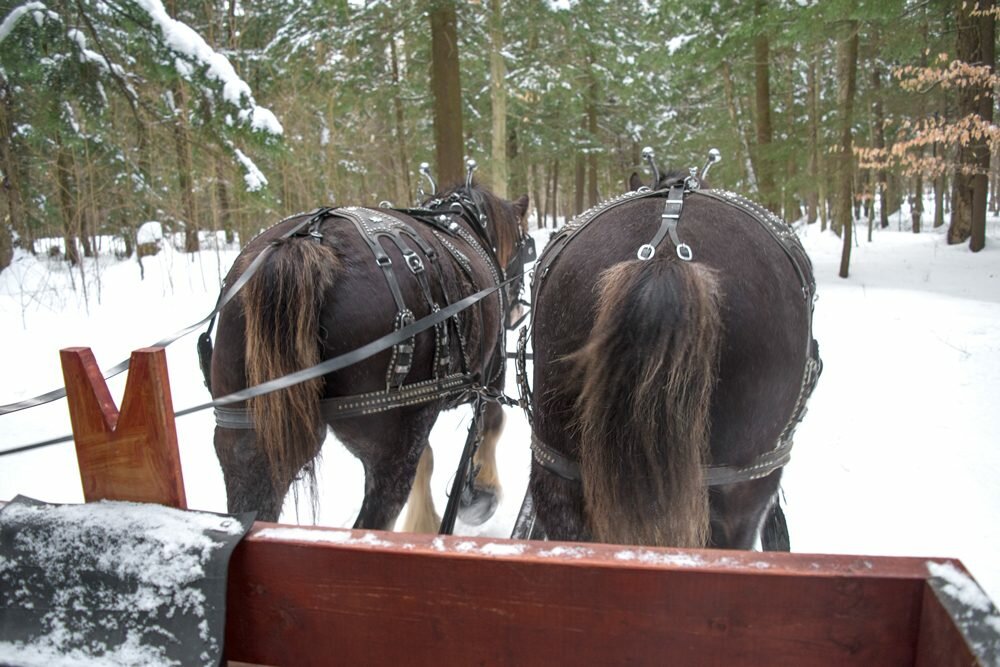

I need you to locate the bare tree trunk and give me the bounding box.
[805,58,819,224]
[934,165,945,228]
[575,117,585,215]
[836,17,860,279]
[429,1,464,187]
[871,62,890,229]
[0,75,26,268]
[489,0,508,197]
[753,0,778,213]
[171,81,198,252]
[970,0,994,252]
[390,38,412,203]
[530,161,543,229]
[550,158,560,227]
[947,0,994,246]
[56,134,80,266]
[722,60,753,189]
[586,74,599,208]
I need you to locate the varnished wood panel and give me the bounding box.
[60,347,186,508]
[224,526,934,666]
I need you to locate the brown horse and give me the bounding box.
[209,183,528,531]
[525,170,820,549]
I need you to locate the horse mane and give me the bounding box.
[430,181,521,268]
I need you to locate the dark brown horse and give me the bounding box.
[525,170,819,549]
[209,184,528,531]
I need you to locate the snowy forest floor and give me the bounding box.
[1,205,998,604]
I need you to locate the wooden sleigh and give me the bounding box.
[13,346,998,666]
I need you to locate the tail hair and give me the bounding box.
[242,239,339,497]
[568,256,722,547]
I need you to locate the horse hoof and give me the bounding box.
[458,484,499,525]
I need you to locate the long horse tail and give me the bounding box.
[568,255,723,547]
[242,238,339,496]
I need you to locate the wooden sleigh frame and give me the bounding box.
[27,346,999,665]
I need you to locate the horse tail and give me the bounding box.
[242,238,339,495]
[569,256,723,547]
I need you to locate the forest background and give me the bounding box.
[1,0,997,278]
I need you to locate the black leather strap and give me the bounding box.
[173,271,522,418]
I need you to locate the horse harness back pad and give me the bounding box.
[522,185,822,488]
[214,203,506,429]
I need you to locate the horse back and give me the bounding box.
[532,192,815,468]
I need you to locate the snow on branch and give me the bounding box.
[229,142,268,192]
[0,2,55,44]
[133,0,283,137]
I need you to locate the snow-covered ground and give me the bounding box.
[1,205,998,606]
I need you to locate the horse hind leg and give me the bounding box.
[348,406,439,532]
[214,423,322,523]
[458,401,505,526]
[401,444,441,533]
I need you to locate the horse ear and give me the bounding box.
[628,172,645,191]
[513,194,529,219]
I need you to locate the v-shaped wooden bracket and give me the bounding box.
[60,347,187,509]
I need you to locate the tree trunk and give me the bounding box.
[550,158,560,227]
[390,38,412,204]
[783,57,798,222]
[574,120,585,215]
[586,75,599,208]
[429,1,464,187]
[805,57,819,224]
[949,0,993,248]
[722,60,753,189]
[934,167,945,228]
[55,134,80,266]
[871,62,890,229]
[753,0,778,213]
[971,0,994,252]
[530,161,543,229]
[489,0,508,197]
[0,75,24,268]
[171,81,198,252]
[837,18,859,279]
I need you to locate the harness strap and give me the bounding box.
[530,433,793,488]
[214,373,476,427]
[341,208,428,390]
[637,183,692,262]
[530,436,580,482]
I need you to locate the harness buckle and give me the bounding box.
[662,200,682,219]
[405,252,425,274]
[637,244,655,261]
[376,254,392,267]
[676,243,693,261]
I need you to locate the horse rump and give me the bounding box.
[567,255,723,547]
[242,238,339,496]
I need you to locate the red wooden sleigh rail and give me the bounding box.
[41,347,1000,665]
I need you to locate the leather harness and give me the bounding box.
[519,182,822,488]
[211,193,525,430]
